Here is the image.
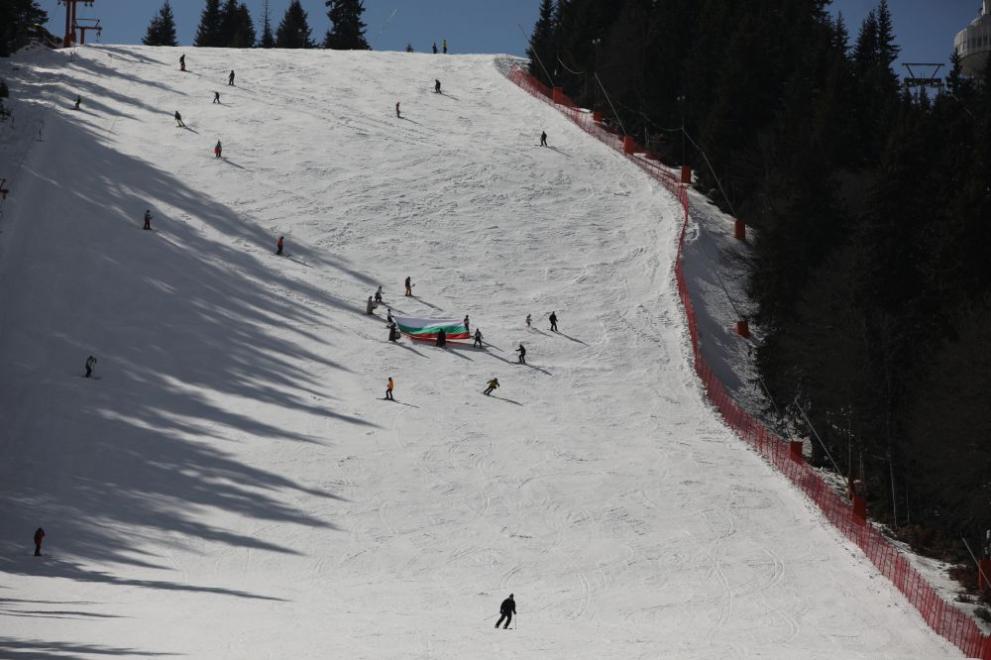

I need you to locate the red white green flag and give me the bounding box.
[393,316,469,341]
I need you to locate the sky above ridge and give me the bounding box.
[34,0,982,72]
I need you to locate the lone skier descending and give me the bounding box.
[483,377,500,396]
[33,527,45,557]
[214,139,223,159]
[540,131,548,147]
[174,111,184,128]
[395,101,401,119]
[495,594,515,629]
[73,95,81,110]
[84,355,97,378]
[213,91,221,104]
[434,79,441,94]
[228,70,236,86]
[143,209,152,230]
[404,276,413,297]
[516,343,526,364]
[179,54,185,71]
[276,235,284,255]
[385,377,395,401]
[549,311,558,332]
[526,313,532,328]
[473,328,483,348]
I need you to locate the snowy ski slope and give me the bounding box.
[0,46,960,659]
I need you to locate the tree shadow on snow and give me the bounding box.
[0,99,379,608]
[0,636,175,658]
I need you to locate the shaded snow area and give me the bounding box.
[0,46,961,658]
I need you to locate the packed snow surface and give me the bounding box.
[0,46,960,658]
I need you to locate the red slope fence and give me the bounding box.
[506,65,990,659]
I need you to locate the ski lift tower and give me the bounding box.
[59,0,96,47]
[902,63,945,94]
[75,18,102,45]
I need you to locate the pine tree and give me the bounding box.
[0,0,49,57]
[276,0,314,49]
[194,0,224,47]
[143,1,179,47]
[324,0,370,50]
[260,0,275,48]
[220,0,240,45]
[526,0,556,86]
[231,3,256,48]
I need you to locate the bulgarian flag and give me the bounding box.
[393,315,470,341]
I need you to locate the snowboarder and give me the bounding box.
[214,139,223,159]
[540,131,548,147]
[473,328,483,348]
[436,328,447,348]
[483,377,500,396]
[443,39,448,54]
[73,95,81,110]
[366,296,375,315]
[432,42,438,54]
[33,527,45,557]
[84,355,97,378]
[174,110,184,128]
[495,593,516,629]
[385,377,394,401]
[228,70,236,86]
[549,311,558,332]
[213,91,221,104]
[143,209,152,230]
[434,79,441,94]
[388,322,400,342]
[526,313,532,328]
[404,276,413,297]
[375,286,383,304]
[179,54,186,71]
[516,343,527,365]
[276,235,284,255]
[395,101,401,119]
[463,314,470,334]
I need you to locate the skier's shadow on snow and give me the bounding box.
[412,296,442,311]
[439,344,473,361]
[182,125,200,135]
[485,350,551,375]
[398,116,423,126]
[384,399,420,408]
[220,158,248,170]
[438,92,460,101]
[544,145,569,157]
[554,330,588,345]
[488,395,522,406]
[392,341,427,358]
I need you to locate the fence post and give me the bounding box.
[680,166,692,185]
[853,496,867,525]
[592,111,603,123]
[735,320,750,338]
[623,136,636,154]
[979,559,991,591]
[734,219,747,241]
[552,87,565,104]
[789,440,804,463]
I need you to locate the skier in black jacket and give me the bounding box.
[495,594,516,629]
